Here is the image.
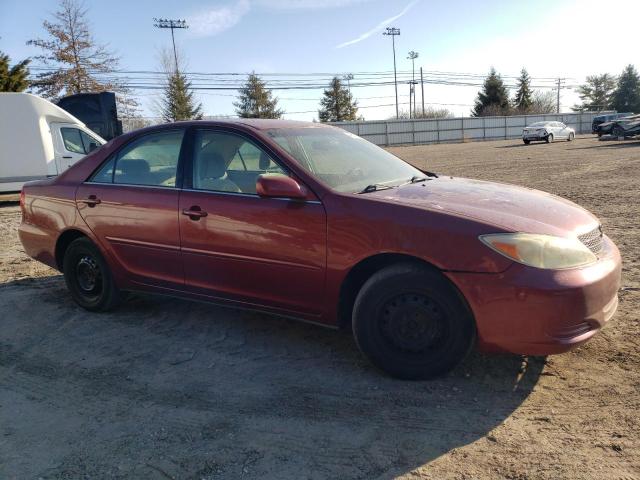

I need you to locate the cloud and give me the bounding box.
[188,0,251,37]
[255,0,370,8]
[188,0,374,37]
[336,0,418,48]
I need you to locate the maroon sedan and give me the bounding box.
[18,120,621,379]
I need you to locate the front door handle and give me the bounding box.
[81,195,101,207]
[182,206,208,220]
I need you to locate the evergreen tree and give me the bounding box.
[27,0,138,114]
[611,64,640,114]
[572,74,616,111]
[160,71,203,122]
[513,68,532,113]
[0,52,30,92]
[472,68,510,116]
[234,73,283,119]
[318,77,358,122]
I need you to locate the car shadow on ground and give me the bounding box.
[572,140,640,150]
[0,275,544,479]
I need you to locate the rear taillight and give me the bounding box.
[19,189,25,215]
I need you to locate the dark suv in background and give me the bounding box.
[592,112,633,135]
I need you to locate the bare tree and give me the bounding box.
[529,90,556,114]
[27,0,139,114]
[390,107,454,120]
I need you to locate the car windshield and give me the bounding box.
[528,122,547,127]
[265,127,424,193]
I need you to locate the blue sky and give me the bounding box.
[1,0,638,120]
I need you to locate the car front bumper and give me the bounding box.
[445,235,622,356]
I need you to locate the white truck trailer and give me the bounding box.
[0,93,105,193]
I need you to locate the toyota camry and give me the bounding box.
[18,120,621,379]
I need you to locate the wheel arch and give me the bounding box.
[337,253,441,330]
[55,229,89,271]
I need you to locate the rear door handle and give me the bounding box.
[81,195,101,207]
[182,206,208,220]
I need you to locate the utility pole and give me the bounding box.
[420,66,425,116]
[407,51,418,118]
[383,27,401,119]
[343,73,354,95]
[153,18,189,72]
[556,77,564,114]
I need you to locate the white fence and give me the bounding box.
[330,112,610,147]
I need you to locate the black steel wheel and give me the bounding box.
[352,263,476,380]
[63,237,122,312]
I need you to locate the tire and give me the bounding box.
[546,133,554,143]
[567,132,574,142]
[523,139,530,145]
[352,263,476,380]
[63,237,122,312]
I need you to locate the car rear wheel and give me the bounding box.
[523,139,530,145]
[568,132,574,141]
[546,133,554,143]
[63,237,122,312]
[352,263,476,380]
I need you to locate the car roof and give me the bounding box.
[162,118,328,131]
[119,118,334,140]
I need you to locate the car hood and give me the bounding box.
[366,176,599,237]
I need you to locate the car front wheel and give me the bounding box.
[568,132,574,141]
[546,133,554,143]
[352,263,476,380]
[523,139,530,145]
[63,237,122,312]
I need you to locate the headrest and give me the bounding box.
[199,150,227,179]
[119,159,150,175]
[259,152,271,170]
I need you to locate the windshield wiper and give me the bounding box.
[409,175,429,184]
[358,183,396,194]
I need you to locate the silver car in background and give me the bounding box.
[522,121,575,144]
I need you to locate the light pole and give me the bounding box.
[153,18,189,72]
[383,27,401,119]
[407,51,418,118]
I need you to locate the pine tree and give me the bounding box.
[160,72,203,122]
[472,68,510,117]
[513,68,532,113]
[572,74,616,111]
[26,0,138,114]
[611,64,640,114]
[318,77,358,122]
[234,73,283,119]
[0,52,30,92]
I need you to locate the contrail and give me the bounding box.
[336,0,419,48]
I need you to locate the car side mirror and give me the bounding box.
[88,142,99,152]
[256,174,307,199]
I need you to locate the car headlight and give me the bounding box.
[479,233,597,269]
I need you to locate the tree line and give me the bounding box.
[472,65,640,117]
[3,0,639,122]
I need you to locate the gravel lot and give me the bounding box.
[1,136,639,479]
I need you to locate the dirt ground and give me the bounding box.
[1,135,639,480]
